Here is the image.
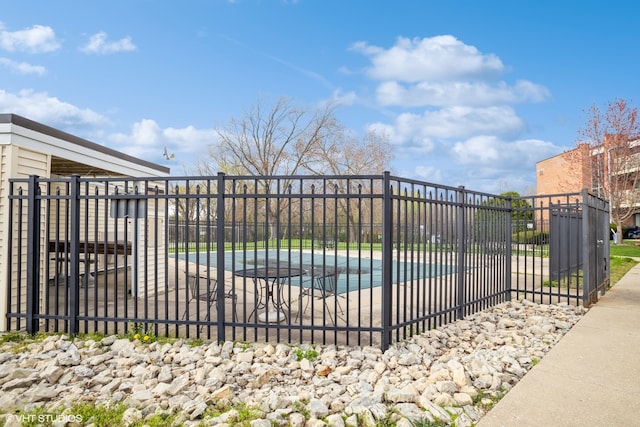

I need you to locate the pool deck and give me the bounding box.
[39,249,565,348]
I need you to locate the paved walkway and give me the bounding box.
[477,261,640,427]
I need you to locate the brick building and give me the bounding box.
[536,139,640,229]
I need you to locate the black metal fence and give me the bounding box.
[5,173,610,349]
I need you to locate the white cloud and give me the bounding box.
[451,136,562,168]
[0,23,60,53]
[376,80,550,107]
[0,89,108,127]
[109,119,217,163]
[81,32,137,54]
[0,86,216,167]
[350,35,555,193]
[368,106,525,149]
[413,165,443,183]
[451,135,502,164]
[0,88,216,169]
[445,137,564,193]
[513,80,551,103]
[367,116,436,150]
[508,138,564,166]
[353,35,504,83]
[330,89,358,106]
[352,35,550,109]
[367,122,400,144]
[127,119,161,145]
[0,57,46,75]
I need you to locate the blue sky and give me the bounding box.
[1,0,638,194]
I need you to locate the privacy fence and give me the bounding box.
[5,173,610,350]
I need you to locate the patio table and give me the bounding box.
[234,266,306,323]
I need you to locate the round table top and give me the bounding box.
[234,266,306,279]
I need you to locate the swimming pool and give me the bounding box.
[179,250,455,294]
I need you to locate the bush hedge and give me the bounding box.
[512,230,549,245]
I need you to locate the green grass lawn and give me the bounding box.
[609,242,640,285]
[610,241,640,257]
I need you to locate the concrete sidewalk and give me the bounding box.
[477,262,640,427]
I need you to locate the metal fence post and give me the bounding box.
[380,171,393,350]
[69,175,81,335]
[456,186,466,320]
[581,188,597,306]
[505,196,513,301]
[10,172,610,348]
[26,175,41,334]
[216,172,226,341]
[602,197,611,296]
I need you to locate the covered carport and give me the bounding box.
[0,113,170,331]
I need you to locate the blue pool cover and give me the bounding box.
[179,250,454,294]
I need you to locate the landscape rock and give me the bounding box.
[0,299,586,426]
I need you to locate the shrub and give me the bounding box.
[512,230,549,245]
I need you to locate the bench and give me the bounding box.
[48,241,132,256]
[48,240,132,286]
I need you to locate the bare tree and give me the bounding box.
[306,129,393,241]
[171,183,209,222]
[196,96,395,243]
[575,98,640,242]
[209,96,340,176]
[200,97,344,239]
[199,96,394,178]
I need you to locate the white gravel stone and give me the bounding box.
[0,299,585,426]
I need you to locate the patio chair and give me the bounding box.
[182,273,237,324]
[296,270,344,325]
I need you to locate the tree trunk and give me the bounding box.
[616,221,624,244]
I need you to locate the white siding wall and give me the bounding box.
[46,179,168,297]
[0,144,11,330]
[0,119,169,332]
[0,147,49,330]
